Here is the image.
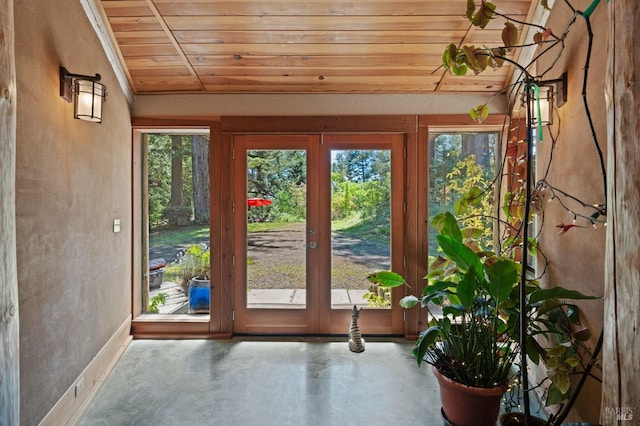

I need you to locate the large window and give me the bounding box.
[144,130,211,316]
[428,132,499,258]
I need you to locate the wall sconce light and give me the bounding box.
[59,66,107,123]
[523,72,567,127]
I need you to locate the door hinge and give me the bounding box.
[232,309,235,321]
[404,310,406,322]
[232,255,235,266]
[403,255,406,268]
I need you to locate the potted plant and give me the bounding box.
[177,243,211,313]
[368,211,599,426]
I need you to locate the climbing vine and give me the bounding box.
[439,1,608,423]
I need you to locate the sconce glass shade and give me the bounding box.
[524,84,554,126]
[74,79,106,123]
[522,73,567,129]
[59,66,107,123]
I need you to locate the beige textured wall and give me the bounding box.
[535,1,607,422]
[133,92,507,117]
[14,0,132,424]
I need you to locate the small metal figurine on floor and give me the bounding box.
[348,305,365,353]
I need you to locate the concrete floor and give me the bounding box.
[78,339,444,426]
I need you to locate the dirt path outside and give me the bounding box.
[247,222,389,290]
[149,222,390,291]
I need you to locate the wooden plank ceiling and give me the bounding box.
[99,0,535,94]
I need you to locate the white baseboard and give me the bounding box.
[39,315,132,426]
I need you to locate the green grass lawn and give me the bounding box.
[150,216,389,250]
[149,225,210,247]
[333,213,390,245]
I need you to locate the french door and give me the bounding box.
[233,134,405,335]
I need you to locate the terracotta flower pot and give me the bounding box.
[433,366,506,426]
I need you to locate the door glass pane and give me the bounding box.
[330,150,392,309]
[145,131,210,315]
[246,150,307,309]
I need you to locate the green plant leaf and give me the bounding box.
[466,0,476,20]
[440,211,463,243]
[565,356,581,368]
[466,186,484,206]
[546,383,570,406]
[526,336,540,364]
[430,212,447,233]
[367,271,406,288]
[474,52,489,74]
[455,186,484,214]
[462,227,484,239]
[538,299,563,315]
[489,48,506,68]
[442,44,458,73]
[429,255,449,271]
[423,280,455,296]
[457,269,477,310]
[453,198,469,215]
[470,104,490,123]
[462,46,485,74]
[566,303,580,323]
[399,295,420,309]
[437,234,483,278]
[452,62,468,76]
[529,287,600,304]
[485,260,518,305]
[549,368,572,394]
[471,1,496,29]
[547,344,567,357]
[443,305,465,317]
[502,22,518,51]
[413,326,443,366]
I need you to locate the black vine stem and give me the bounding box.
[520,79,536,426]
[579,13,608,211]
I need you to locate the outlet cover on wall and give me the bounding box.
[113,219,121,233]
[75,377,85,397]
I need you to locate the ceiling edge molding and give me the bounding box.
[80,0,136,105]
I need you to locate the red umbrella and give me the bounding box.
[247,197,273,207]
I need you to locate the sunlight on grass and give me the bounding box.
[149,225,210,247]
[333,213,390,245]
[332,214,363,231]
[247,221,293,232]
[163,264,181,284]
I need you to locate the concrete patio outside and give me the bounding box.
[151,282,373,314]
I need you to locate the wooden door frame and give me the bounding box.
[130,118,229,338]
[232,134,320,334]
[131,114,503,339]
[222,116,420,337]
[319,134,406,334]
[231,132,406,335]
